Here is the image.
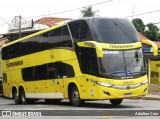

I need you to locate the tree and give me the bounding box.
[81,6,99,17]
[132,18,160,41]
[144,23,160,41]
[132,18,145,33]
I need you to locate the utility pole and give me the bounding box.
[132,6,135,20]
[18,15,21,38]
[15,15,22,38]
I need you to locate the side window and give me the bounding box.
[8,45,15,59]
[47,62,62,79]
[61,25,72,47]
[44,27,63,47]
[42,31,50,37]
[84,57,96,75]
[76,47,98,76]
[47,62,75,79]
[65,64,75,78]
[61,63,75,78]
[22,67,35,81]
[2,73,7,83]
[2,48,7,60]
[50,27,62,37]
[35,65,47,80]
[68,20,92,42]
[21,35,41,56]
[47,63,56,79]
[53,62,62,78]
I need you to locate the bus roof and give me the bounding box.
[2,17,129,48]
[2,22,66,48]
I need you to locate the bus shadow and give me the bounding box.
[33,100,141,109]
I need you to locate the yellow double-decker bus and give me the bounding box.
[1,17,158,106]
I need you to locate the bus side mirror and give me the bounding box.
[84,41,103,58]
[141,40,158,56]
[77,41,103,58]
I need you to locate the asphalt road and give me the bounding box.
[0,95,160,119]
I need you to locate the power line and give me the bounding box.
[25,0,113,19]
[0,17,14,30]
[1,0,160,28]
[125,9,160,18]
[0,0,113,28]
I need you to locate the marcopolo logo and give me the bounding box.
[6,60,23,68]
[110,45,134,49]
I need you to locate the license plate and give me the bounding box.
[124,93,132,97]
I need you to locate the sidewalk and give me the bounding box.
[142,94,160,100]
[141,92,160,100]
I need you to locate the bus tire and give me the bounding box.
[70,86,84,107]
[13,89,20,104]
[19,89,27,104]
[109,98,123,105]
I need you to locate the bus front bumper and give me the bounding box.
[91,79,148,100]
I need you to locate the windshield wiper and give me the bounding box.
[107,71,126,76]
[131,71,146,75]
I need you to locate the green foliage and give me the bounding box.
[132,18,160,41]
[81,6,99,17]
[144,23,159,41]
[132,18,145,33]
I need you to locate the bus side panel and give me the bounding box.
[80,75,99,100]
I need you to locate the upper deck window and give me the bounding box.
[68,20,92,42]
[87,18,139,44]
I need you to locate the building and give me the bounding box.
[0,17,71,43]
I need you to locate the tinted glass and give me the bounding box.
[87,18,139,44]
[22,67,35,81]
[35,64,47,80]
[68,20,92,42]
[22,62,75,81]
[99,48,146,79]
[2,25,73,60]
[75,45,98,75]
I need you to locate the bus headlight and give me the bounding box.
[141,80,148,85]
[90,79,114,88]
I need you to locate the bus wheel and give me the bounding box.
[19,89,27,104]
[109,98,123,105]
[13,89,20,104]
[70,86,84,107]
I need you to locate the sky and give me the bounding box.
[0,0,160,33]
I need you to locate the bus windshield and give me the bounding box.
[88,18,139,44]
[99,48,146,79]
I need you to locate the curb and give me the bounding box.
[125,94,160,100]
[141,95,160,100]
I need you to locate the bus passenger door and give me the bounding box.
[47,62,65,99]
[32,65,47,98]
[54,78,64,99]
[44,79,56,99]
[54,61,75,99]
[2,72,11,98]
